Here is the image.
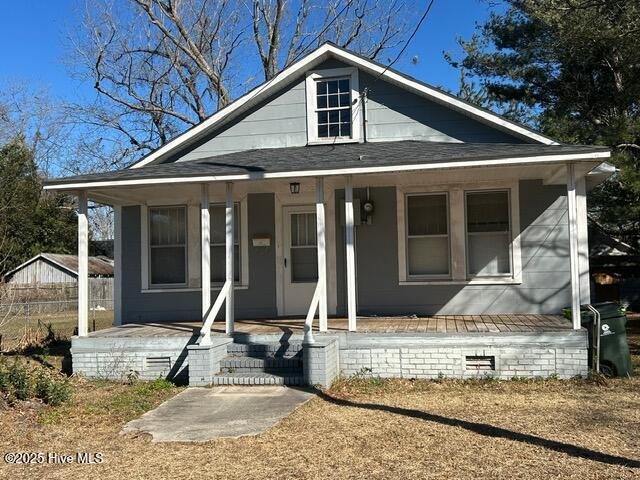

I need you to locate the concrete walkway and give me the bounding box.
[122,386,315,442]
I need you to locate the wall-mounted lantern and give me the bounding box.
[290,182,300,194]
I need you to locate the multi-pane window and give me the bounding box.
[406,194,450,277]
[149,206,187,286]
[290,212,318,282]
[316,78,351,138]
[466,191,511,276]
[210,204,240,283]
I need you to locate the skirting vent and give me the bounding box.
[465,355,495,371]
[145,356,171,374]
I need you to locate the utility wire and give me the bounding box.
[374,0,437,82]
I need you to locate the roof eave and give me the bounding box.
[44,150,610,192]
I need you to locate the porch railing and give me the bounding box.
[199,280,231,346]
[304,281,322,344]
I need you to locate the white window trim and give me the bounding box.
[140,196,249,292]
[305,67,361,145]
[404,192,452,281]
[146,205,189,289]
[397,181,522,285]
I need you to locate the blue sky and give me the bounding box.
[0,0,495,102]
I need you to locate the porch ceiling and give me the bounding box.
[45,140,608,191]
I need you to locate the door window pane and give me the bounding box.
[466,191,511,276]
[406,194,450,277]
[290,212,318,283]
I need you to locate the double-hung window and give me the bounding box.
[149,206,187,286]
[465,190,511,276]
[306,67,359,143]
[210,204,240,283]
[315,78,352,139]
[406,193,450,278]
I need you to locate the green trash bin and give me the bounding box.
[565,302,633,377]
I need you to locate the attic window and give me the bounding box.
[306,67,360,144]
[316,78,351,138]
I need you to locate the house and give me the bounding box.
[588,220,640,309]
[44,43,613,386]
[3,253,114,310]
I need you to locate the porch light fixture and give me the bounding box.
[290,182,300,194]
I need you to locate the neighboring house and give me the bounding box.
[44,43,614,385]
[3,253,114,310]
[589,220,640,310]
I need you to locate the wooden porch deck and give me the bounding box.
[88,314,574,338]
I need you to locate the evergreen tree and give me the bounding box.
[0,137,77,275]
[449,0,640,249]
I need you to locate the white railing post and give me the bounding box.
[201,184,211,322]
[225,182,235,334]
[316,177,328,331]
[345,176,357,332]
[77,191,89,337]
[567,163,581,330]
[304,283,321,344]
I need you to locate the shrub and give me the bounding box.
[8,362,32,400]
[34,372,73,406]
[0,359,73,406]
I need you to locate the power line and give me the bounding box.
[376,0,437,80]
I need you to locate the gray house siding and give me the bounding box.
[359,71,525,144]
[175,80,308,162]
[168,59,526,164]
[121,193,278,323]
[335,180,570,316]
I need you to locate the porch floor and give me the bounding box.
[88,314,574,338]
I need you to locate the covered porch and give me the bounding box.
[43,141,612,384]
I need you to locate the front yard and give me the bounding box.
[0,318,638,480]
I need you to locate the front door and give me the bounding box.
[282,205,318,316]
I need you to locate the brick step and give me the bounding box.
[226,342,303,358]
[219,356,302,374]
[211,372,305,386]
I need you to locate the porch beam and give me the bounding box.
[567,163,581,330]
[201,184,211,322]
[316,177,328,331]
[77,191,89,337]
[344,176,357,331]
[225,182,235,334]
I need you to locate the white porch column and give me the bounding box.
[201,184,211,321]
[113,205,122,326]
[567,164,581,330]
[576,176,591,302]
[316,177,328,331]
[77,191,89,337]
[344,176,357,331]
[225,182,235,334]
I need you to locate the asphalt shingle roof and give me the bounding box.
[45,141,609,186]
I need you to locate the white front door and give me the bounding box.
[282,205,318,316]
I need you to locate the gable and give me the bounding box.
[170,59,525,163]
[132,43,554,168]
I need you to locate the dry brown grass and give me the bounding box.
[0,330,638,479]
[0,310,113,353]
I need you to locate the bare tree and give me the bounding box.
[68,0,411,169]
[0,83,73,176]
